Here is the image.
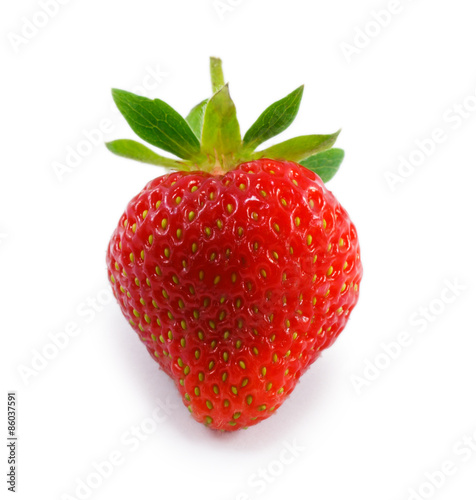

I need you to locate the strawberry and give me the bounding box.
[106,58,362,431]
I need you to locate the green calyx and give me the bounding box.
[106,57,344,181]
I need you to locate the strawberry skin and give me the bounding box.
[106,159,362,430]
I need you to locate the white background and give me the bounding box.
[2,1,476,499]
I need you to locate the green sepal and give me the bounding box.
[111,89,201,161]
[108,58,344,182]
[106,139,191,170]
[201,84,241,161]
[243,85,304,151]
[251,130,341,162]
[301,148,345,182]
[186,99,208,139]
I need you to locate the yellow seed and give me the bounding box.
[176,229,182,239]
[295,217,301,227]
[223,352,229,362]
[129,253,134,262]
[339,238,344,247]
[226,204,233,213]
[175,197,182,204]
[155,200,161,209]
[327,266,333,276]
[131,223,137,233]
[164,248,170,258]
[307,235,312,246]
[239,361,246,369]
[142,210,148,219]
[214,275,221,285]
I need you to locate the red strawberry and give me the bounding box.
[106,58,362,431]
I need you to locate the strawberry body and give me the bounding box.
[107,159,362,430]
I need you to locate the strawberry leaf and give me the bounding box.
[106,139,190,170]
[112,89,201,161]
[243,85,304,151]
[186,99,208,140]
[252,130,341,162]
[201,84,241,159]
[301,148,345,182]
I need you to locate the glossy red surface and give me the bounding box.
[106,160,362,430]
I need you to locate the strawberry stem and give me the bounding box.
[210,57,225,93]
